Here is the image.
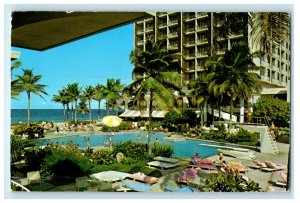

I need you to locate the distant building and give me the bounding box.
[133,12,290,122]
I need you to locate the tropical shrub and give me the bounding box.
[13,124,44,139]
[253,97,290,127]
[204,173,261,192]
[10,135,34,163]
[181,109,198,127]
[102,121,132,132]
[24,147,52,171]
[92,149,115,165]
[113,141,148,160]
[41,148,93,180]
[163,111,182,131]
[152,143,174,158]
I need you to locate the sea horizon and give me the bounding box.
[10,109,124,124]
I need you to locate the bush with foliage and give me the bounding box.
[181,109,198,127]
[92,149,115,165]
[152,143,174,158]
[102,121,133,132]
[163,111,182,130]
[253,97,290,127]
[10,135,35,163]
[40,147,93,180]
[13,124,44,139]
[24,147,52,171]
[204,173,261,192]
[113,141,148,160]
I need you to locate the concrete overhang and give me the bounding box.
[11,11,154,51]
[11,51,21,60]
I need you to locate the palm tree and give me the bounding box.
[66,83,81,123]
[77,99,89,119]
[52,88,70,121]
[126,40,181,155]
[14,69,48,126]
[11,61,23,99]
[250,12,290,55]
[206,42,262,124]
[103,79,124,115]
[93,84,105,119]
[83,85,95,121]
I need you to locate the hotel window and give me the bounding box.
[267,69,270,77]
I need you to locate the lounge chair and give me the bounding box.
[119,179,151,192]
[163,185,197,192]
[153,156,179,164]
[177,168,200,183]
[261,161,287,172]
[251,159,267,169]
[147,161,179,170]
[128,172,159,184]
[190,158,216,170]
[27,171,41,185]
[76,176,90,191]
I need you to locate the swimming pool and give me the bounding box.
[36,132,221,158]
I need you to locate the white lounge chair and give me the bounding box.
[27,171,41,185]
[147,161,179,170]
[153,156,179,164]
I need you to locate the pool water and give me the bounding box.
[36,132,220,159]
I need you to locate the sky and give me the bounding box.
[11,23,134,109]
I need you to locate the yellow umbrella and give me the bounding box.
[102,116,122,128]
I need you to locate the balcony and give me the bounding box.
[185,41,195,47]
[196,38,208,45]
[196,12,209,18]
[158,35,167,40]
[158,12,168,17]
[185,28,195,34]
[136,40,144,46]
[145,27,154,33]
[217,48,226,55]
[196,52,209,58]
[185,14,195,22]
[158,22,167,29]
[145,17,154,22]
[229,32,244,39]
[215,20,225,27]
[168,20,179,26]
[168,44,179,50]
[136,29,144,35]
[185,54,196,60]
[185,66,196,72]
[196,25,209,32]
[168,32,178,38]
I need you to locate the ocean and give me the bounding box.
[11,109,122,124]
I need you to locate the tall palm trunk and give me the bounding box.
[147,91,153,155]
[230,98,234,126]
[75,100,78,123]
[106,101,109,115]
[27,92,31,126]
[98,99,101,119]
[89,101,92,121]
[71,103,74,121]
[63,104,66,121]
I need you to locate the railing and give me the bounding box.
[168,32,178,38]
[158,22,167,28]
[246,116,269,126]
[196,12,208,18]
[186,28,195,33]
[168,20,178,26]
[11,180,31,192]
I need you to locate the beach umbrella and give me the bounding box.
[102,116,122,127]
[102,116,122,146]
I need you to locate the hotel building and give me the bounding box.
[133,12,290,122]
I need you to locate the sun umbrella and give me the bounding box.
[102,116,122,147]
[102,116,122,127]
